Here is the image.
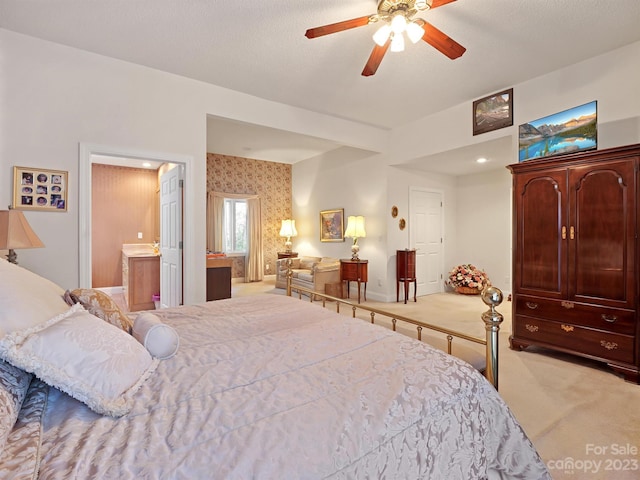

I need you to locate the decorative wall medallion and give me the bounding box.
[399,218,406,230]
[391,206,398,218]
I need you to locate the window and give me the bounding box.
[223,198,247,253]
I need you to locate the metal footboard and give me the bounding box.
[286,270,504,390]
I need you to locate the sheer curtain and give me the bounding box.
[207,192,263,282]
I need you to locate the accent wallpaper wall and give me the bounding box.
[206,153,292,279]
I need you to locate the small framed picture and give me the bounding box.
[320,208,344,242]
[473,88,514,136]
[13,166,68,212]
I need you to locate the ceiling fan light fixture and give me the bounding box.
[390,32,405,52]
[406,21,425,43]
[391,13,407,34]
[373,24,392,46]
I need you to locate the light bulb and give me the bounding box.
[406,21,425,44]
[415,0,428,9]
[373,24,392,46]
[391,13,407,34]
[390,33,405,52]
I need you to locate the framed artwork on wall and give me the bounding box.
[320,208,344,242]
[473,88,514,135]
[518,100,597,162]
[12,166,68,212]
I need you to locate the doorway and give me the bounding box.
[78,143,191,307]
[409,187,444,296]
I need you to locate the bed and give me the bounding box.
[0,259,550,479]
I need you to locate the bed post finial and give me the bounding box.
[286,258,293,296]
[481,286,504,390]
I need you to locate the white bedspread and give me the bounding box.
[28,295,549,479]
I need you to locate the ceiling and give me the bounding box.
[2,0,639,172]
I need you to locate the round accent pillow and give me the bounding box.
[132,312,179,360]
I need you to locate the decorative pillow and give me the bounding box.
[320,257,339,264]
[70,288,132,333]
[132,312,180,360]
[314,262,339,272]
[0,303,158,417]
[0,258,69,338]
[299,256,320,270]
[0,359,33,450]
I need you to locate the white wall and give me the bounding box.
[292,147,390,301]
[298,40,640,301]
[454,168,513,292]
[2,28,639,304]
[0,29,386,303]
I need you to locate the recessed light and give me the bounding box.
[476,157,487,164]
[142,162,152,168]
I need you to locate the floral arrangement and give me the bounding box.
[447,264,491,291]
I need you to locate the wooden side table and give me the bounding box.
[396,249,417,304]
[340,259,368,304]
[277,251,298,259]
[206,257,233,301]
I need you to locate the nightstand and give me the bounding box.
[340,259,368,304]
[396,249,417,304]
[277,252,298,259]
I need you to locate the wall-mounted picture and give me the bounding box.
[472,88,513,135]
[519,101,597,162]
[320,208,344,242]
[13,166,68,212]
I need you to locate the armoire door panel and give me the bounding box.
[515,171,567,297]
[569,160,636,308]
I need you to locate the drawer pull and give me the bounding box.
[561,324,574,332]
[525,302,538,310]
[525,324,539,333]
[561,301,574,309]
[600,340,618,350]
[601,314,617,323]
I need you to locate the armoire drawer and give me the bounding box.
[514,315,635,364]
[515,295,636,335]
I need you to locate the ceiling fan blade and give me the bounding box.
[421,21,466,59]
[305,16,371,39]
[429,0,457,9]
[361,41,391,77]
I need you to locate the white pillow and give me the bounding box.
[132,312,180,360]
[0,259,69,338]
[0,304,158,417]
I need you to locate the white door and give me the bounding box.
[160,165,183,308]
[410,188,444,296]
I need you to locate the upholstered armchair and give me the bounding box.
[275,256,341,296]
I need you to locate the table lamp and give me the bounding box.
[344,215,366,260]
[279,219,297,253]
[0,209,45,264]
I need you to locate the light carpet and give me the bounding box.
[232,277,640,480]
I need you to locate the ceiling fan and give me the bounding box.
[305,0,466,77]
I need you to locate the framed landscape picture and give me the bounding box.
[518,101,597,162]
[320,209,344,242]
[13,166,68,212]
[473,88,513,135]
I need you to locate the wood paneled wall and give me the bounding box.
[92,164,158,288]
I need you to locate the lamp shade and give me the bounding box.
[344,216,366,239]
[279,219,297,238]
[0,210,44,250]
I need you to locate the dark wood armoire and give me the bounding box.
[508,143,640,383]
